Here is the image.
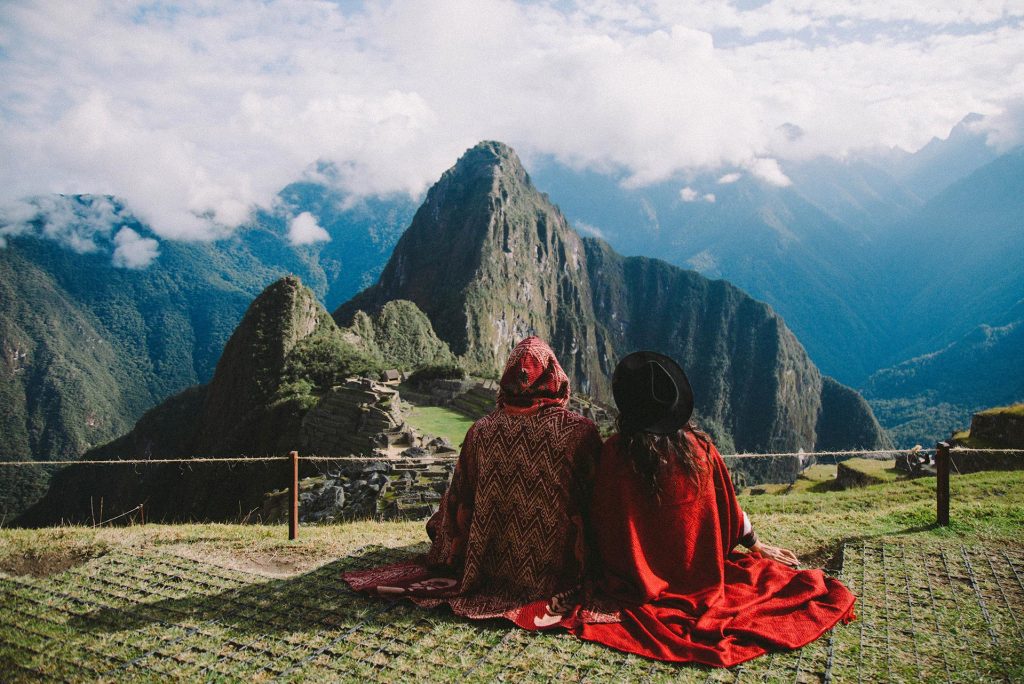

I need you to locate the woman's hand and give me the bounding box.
[751,541,800,568]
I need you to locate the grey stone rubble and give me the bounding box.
[266,375,537,524]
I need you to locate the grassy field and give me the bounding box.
[740,458,903,496]
[405,405,475,447]
[977,402,1024,417]
[2,471,1023,682]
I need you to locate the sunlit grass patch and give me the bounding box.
[405,405,475,447]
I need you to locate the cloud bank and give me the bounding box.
[112,227,160,269]
[0,195,161,268]
[1,0,1021,240]
[287,212,330,246]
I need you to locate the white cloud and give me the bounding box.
[0,195,122,253]
[978,97,1024,151]
[742,158,792,187]
[680,187,716,203]
[287,212,330,246]
[0,0,1021,240]
[717,173,743,184]
[111,226,160,269]
[574,220,606,239]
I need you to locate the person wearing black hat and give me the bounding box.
[572,351,856,667]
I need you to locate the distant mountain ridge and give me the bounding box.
[337,141,888,454]
[529,115,1011,387]
[865,318,1024,447]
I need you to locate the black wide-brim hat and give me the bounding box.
[612,351,694,436]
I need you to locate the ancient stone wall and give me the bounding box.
[300,378,405,456]
[970,411,1024,448]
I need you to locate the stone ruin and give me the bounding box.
[263,376,459,523]
[949,407,1024,474]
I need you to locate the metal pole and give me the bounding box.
[936,442,950,526]
[289,451,299,540]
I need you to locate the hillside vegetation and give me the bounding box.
[0,189,414,464]
[1,470,1022,682]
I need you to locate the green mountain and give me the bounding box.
[338,141,889,454]
[865,319,1024,447]
[347,299,457,372]
[17,277,448,525]
[0,191,413,518]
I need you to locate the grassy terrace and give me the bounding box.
[405,405,475,447]
[1,471,1023,682]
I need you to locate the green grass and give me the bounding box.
[2,471,1023,682]
[742,463,839,495]
[837,457,904,483]
[977,402,1024,417]
[405,405,474,448]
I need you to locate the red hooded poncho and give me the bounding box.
[342,337,603,627]
[575,432,856,667]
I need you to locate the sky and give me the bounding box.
[1,0,1023,247]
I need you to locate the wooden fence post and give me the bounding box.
[936,442,950,526]
[289,451,299,540]
[139,503,145,526]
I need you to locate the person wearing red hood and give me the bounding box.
[342,336,602,628]
[574,351,856,667]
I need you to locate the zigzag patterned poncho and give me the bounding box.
[342,336,603,626]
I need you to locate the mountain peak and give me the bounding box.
[458,139,520,166]
[196,275,333,447]
[444,140,531,189]
[336,138,574,368]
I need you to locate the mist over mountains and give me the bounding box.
[530,118,1023,445]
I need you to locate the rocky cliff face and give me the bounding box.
[338,141,888,453]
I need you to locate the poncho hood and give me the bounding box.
[497,337,570,414]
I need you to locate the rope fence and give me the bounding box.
[4,446,1023,468]
[2,444,1023,537]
